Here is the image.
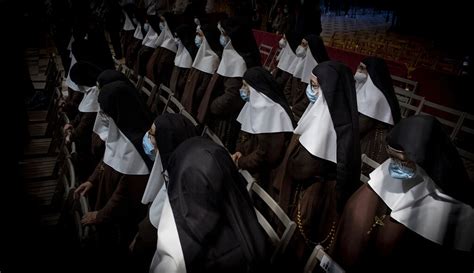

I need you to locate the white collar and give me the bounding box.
[369,159,474,251]
[66,54,81,91]
[293,49,317,83]
[356,75,394,125]
[156,23,178,53]
[93,112,150,175]
[122,11,135,31]
[294,92,337,163]
[217,41,246,78]
[276,43,296,73]
[149,188,186,273]
[78,86,100,112]
[142,25,159,48]
[174,42,193,68]
[237,86,294,134]
[192,37,219,74]
[133,24,144,40]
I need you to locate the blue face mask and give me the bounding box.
[306,84,319,103]
[195,35,202,48]
[239,88,250,102]
[389,160,416,180]
[159,22,165,31]
[220,34,229,47]
[142,132,156,161]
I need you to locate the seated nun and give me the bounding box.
[283,34,329,121]
[273,30,299,91]
[196,16,261,152]
[273,61,360,272]
[331,115,474,273]
[231,67,295,190]
[73,81,153,250]
[135,15,161,76]
[154,136,269,273]
[355,57,401,165]
[120,3,138,61]
[181,21,222,117]
[125,10,147,68]
[169,24,198,100]
[145,13,179,84]
[64,61,103,180]
[130,113,200,273]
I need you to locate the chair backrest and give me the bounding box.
[201,125,224,147]
[127,69,143,89]
[419,101,465,140]
[152,84,174,115]
[140,76,157,109]
[259,44,273,70]
[455,112,474,162]
[241,170,297,263]
[303,244,345,273]
[119,64,131,77]
[393,88,425,118]
[165,96,184,114]
[268,48,281,71]
[391,75,418,94]
[180,109,199,126]
[360,154,381,183]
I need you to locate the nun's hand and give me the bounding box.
[81,211,98,225]
[74,181,93,199]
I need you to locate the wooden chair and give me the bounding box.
[360,154,381,184]
[419,101,465,140]
[139,76,157,111]
[241,170,297,263]
[259,44,273,70]
[303,244,345,273]
[393,88,425,118]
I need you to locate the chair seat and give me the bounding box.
[28,122,48,138]
[28,110,48,122]
[20,156,57,180]
[24,138,52,157]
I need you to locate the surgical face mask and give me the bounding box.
[278,38,287,49]
[389,160,416,180]
[159,22,165,31]
[142,132,156,161]
[143,23,150,32]
[305,84,319,103]
[354,71,368,83]
[220,34,229,47]
[295,45,307,58]
[195,35,202,48]
[239,88,250,102]
[174,37,181,45]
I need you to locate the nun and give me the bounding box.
[232,67,295,190]
[355,57,401,165]
[196,17,261,152]
[145,13,179,84]
[64,61,103,180]
[283,34,329,121]
[154,136,269,272]
[273,31,299,91]
[135,15,161,76]
[180,22,222,117]
[169,24,198,100]
[331,115,474,273]
[130,113,200,273]
[120,3,138,60]
[273,61,360,271]
[73,81,153,249]
[125,9,147,68]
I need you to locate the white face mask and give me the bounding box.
[278,38,287,49]
[174,37,181,45]
[295,45,307,57]
[143,23,150,32]
[354,71,368,83]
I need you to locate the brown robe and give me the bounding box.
[70,112,99,181]
[273,68,292,93]
[87,161,149,244]
[359,114,391,166]
[120,29,135,60]
[330,184,473,273]
[125,37,144,68]
[284,76,309,122]
[198,75,245,153]
[63,89,84,120]
[235,131,291,190]
[145,47,175,84]
[169,66,190,101]
[135,45,155,76]
[272,135,339,272]
[181,68,213,117]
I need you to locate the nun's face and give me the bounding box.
[300,39,309,48]
[148,123,158,152]
[386,145,417,171]
[241,80,251,96]
[356,62,368,76]
[309,75,321,95]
